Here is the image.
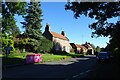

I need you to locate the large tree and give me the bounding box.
[65,2,119,37]
[65,1,120,62]
[2,2,27,36]
[65,2,120,53]
[21,1,43,37]
[21,0,44,52]
[2,2,27,53]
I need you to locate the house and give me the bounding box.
[82,42,94,55]
[70,43,82,54]
[70,43,87,54]
[43,23,71,53]
[80,45,88,54]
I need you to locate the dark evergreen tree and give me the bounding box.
[21,0,43,52]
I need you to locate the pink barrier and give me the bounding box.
[26,53,42,64]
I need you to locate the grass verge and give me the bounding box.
[2,52,84,66]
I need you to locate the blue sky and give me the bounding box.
[15,2,119,48]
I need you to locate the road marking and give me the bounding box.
[72,69,92,78]
[85,70,91,73]
[73,75,79,78]
[64,79,69,80]
[79,72,85,75]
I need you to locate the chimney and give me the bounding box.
[45,23,50,31]
[61,31,65,36]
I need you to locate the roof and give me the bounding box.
[80,45,87,50]
[75,44,88,50]
[75,44,82,48]
[84,43,93,49]
[50,31,69,41]
[87,44,93,48]
[70,43,85,49]
[59,41,71,47]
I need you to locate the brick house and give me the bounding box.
[70,43,87,54]
[43,24,71,53]
[82,42,94,55]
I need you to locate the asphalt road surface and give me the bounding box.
[2,55,119,80]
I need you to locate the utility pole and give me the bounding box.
[81,31,84,44]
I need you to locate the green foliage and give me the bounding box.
[41,53,67,62]
[21,2,43,33]
[38,38,53,53]
[14,37,27,51]
[27,38,40,52]
[21,1,53,53]
[70,48,75,53]
[95,46,101,53]
[2,34,9,50]
[2,2,27,36]
[2,2,27,53]
[2,34,15,52]
[113,48,120,64]
[9,39,15,51]
[2,38,9,49]
[65,2,120,61]
[65,2,120,37]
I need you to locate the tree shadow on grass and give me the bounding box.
[2,57,26,66]
[53,51,85,58]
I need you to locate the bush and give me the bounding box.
[53,51,69,55]
[15,48,22,53]
[2,34,15,52]
[114,48,120,64]
[70,48,75,53]
[38,38,53,53]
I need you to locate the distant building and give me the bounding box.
[43,23,71,53]
[70,43,87,54]
[70,43,82,54]
[82,42,94,55]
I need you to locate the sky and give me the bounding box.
[15,2,118,48]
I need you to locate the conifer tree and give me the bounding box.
[21,0,43,52]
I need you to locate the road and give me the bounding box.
[2,55,119,80]
[85,56,120,80]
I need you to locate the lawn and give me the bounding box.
[41,54,68,62]
[0,53,3,57]
[2,52,84,66]
[2,52,27,66]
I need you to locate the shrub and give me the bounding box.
[70,48,75,53]
[38,38,53,53]
[2,34,15,52]
[114,48,120,64]
[53,51,69,55]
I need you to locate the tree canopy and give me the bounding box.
[2,2,27,36]
[65,1,120,60]
[2,2,27,53]
[65,2,120,37]
[2,1,53,53]
[21,1,53,53]
[21,1,43,52]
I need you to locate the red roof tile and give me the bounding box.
[75,44,86,49]
[87,44,93,48]
[75,44,82,48]
[81,45,87,49]
[50,31,69,41]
